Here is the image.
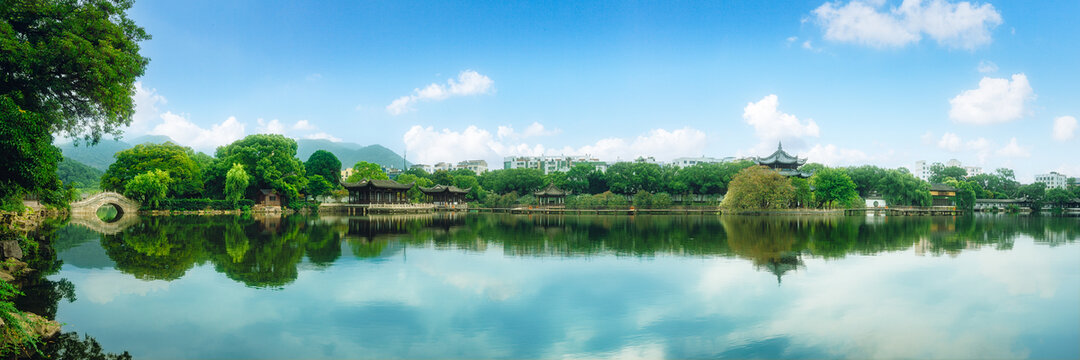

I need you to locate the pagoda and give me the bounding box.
[755,142,812,178]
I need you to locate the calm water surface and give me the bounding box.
[44,214,1080,358]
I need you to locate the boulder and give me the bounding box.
[0,240,22,260]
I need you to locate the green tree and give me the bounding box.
[1,0,149,206]
[878,169,931,206]
[928,163,968,183]
[810,167,860,208]
[124,169,170,208]
[790,177,813,208]
[843,165,886,197]
[346,161,388,182]
[305,150,342,185]
[565,163,606,194]
[479,168,545,195]
[1045,188,1072,209]
[946,179,977,211]
[101,142,204,198]
[305,175,333,200]
[0,97,65,208]
[207,134,307,204]
[632,190,653,209]
[721,166,795,211]
[652,192,674,209]
[1018,183,1047,212]
[225,163,250,206]
[605,162,662,195]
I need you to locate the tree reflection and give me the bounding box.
[72,213,1080,289]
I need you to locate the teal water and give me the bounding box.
[44,214,1080,358]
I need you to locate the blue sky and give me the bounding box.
[113,0,1078,181]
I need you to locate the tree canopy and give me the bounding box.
[208,134,307,203]
[810,167,860,208]
[346,161,388,182]
[101,142,205,198]
[721,166,795,211]
[1,0,149,206]
[305,150,342,185]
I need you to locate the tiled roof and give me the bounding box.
[341,179,414,190]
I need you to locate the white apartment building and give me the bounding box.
[503,155,607,174]
[433,162,454,172]
[672,156,734,168]
[410,164,435,173]
[911,159,982,181]
[1034,172,1068,189]
[456,160,488,174]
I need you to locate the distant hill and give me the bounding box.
[296,139,411,171]
[57,156,104,188]
[58,136,410,172]
[57,135,179,170]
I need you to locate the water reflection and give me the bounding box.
[62,214,1080,288]
[48,214,1079,358]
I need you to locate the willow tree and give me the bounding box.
[1,0,150,205]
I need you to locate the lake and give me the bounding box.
[39,214,1080,358]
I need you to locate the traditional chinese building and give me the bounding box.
[755,142,812,178]
[420,184,470,206]
[929,183,957,207]
[342,179,414,204]
[534,183,569,207]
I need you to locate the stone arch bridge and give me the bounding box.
[70,192,140,216]
[68,192,141,234]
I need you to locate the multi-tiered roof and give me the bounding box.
[755,142,812,178]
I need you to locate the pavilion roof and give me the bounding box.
[534,183,568,196]
[420,184,470,194]
[341,179,414,190]
[755,142,806,166]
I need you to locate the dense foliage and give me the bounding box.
[721,166,795,211]
[206,134,307,204]
[0,0,149,207]
[101,142,205,198]
[305,150,342,185]
[150,199,254,211]
[224,163,249,206]
[346,161,388,182]
[123,169,170,208]
[810,168,861,208]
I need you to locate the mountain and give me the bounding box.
[296,139,411,170]
[58,136,410,172]
[57,135,180,170]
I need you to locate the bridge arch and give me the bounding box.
[70,192,141,220]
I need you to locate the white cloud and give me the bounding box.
[937,132,962,151]
[742,94,820,154]
[995,137,1030,158]
[1051,116,1077,141]
[965,137,992,162]
[977,60,998,73]
[387,70,494,115]
[403,125,500,164]
[949,73,1034,124]
[292,119,316,131]
[305,132,343,142]
[812,0,1002,50]
[497,122,561,139]
[82,272,170,304]
[149,113,246,151]
[805,144,871,166]
[255,118,286,134]
[125,82,167,136]
[403,124,707,165]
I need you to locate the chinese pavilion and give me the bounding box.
[420,184,470,206]
[534,183,569,207]
[342,179,413,204]
[929,183,957,207]
[755,142,812,178]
